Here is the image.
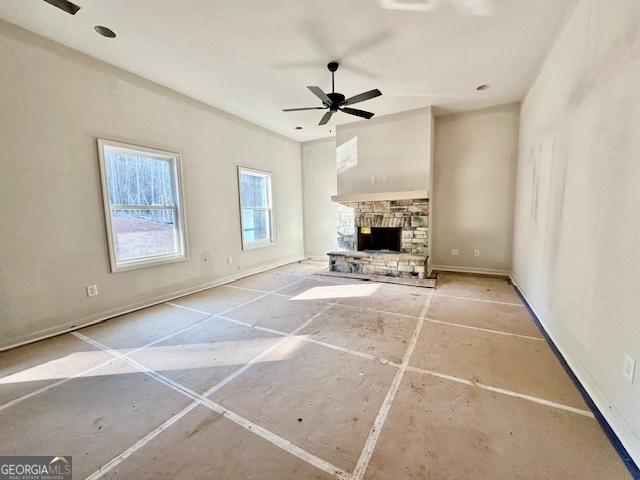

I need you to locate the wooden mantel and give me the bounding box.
[330,190,429,204]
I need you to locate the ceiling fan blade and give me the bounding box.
[339,30,393,61]
[338,63,379,80]
[341,107,375,120]
[271,60,322,70]
[283,107,326,112]
[308,86,332,105]
[343,89,382,106]
[318,111,334,126]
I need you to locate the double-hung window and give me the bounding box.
[238,167,274,249]
[98,139,187,272]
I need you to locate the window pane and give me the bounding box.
[240,172,268,208]
[104,146,175,207]
[242,208,270,244]
[112,209,178,261]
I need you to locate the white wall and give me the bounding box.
[0,22,304,349]
[432,104,519,274]
[335,108,432,196]
[301,138,338,258]
[512,0,640,462]
[427,108,436,274]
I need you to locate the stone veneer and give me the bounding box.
[330,198,429,278]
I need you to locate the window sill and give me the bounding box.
[242,241,277,251]
[111,253,188,273]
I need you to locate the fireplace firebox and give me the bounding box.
[357,227,401,252]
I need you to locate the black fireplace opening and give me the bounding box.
[358,227,401,252]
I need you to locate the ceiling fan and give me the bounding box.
[283,62,382,126]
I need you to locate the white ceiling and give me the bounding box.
[0,0,574,141]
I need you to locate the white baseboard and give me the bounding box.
[510,275,640,466]
[431,264,510,276]
[1,255,305,352]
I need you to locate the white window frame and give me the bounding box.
[238,166,275,250]
[97,138,188,272]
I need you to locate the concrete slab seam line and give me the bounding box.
[424,317,545,341]
[433,292,524,307]
[75,304,348,480]
[0,313,218,412]
[165,303,591,418]
[405,366,594,418]
[351,292,433,480]
[225,283,539,340]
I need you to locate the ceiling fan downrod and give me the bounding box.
[328,61,339,94]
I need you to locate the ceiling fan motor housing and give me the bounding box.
[327,92,345,110]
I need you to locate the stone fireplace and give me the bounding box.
[329,198,429,278]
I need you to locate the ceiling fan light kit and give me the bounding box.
[283,62,382,126]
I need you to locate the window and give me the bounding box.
[238,167,274,249]
[97,139,187,272]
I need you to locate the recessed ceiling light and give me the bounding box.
[295,126,303,130]
[476,84,490,91]
[95,26,116,38]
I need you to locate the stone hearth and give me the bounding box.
[330,198,429,278]
[329,251,427,277]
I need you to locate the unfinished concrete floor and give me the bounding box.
[0,262,631,479]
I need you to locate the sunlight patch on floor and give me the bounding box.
[289,283,381,301]
[0,336,304,384]
[0,351,111,385]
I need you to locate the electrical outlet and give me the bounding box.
[86,284,98,297]
[623,353,636,383]
[474,249,480,257]
[227,256,233,265]
[370,175,376,184]
[451,249,459,256]
[382,175,388,184]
